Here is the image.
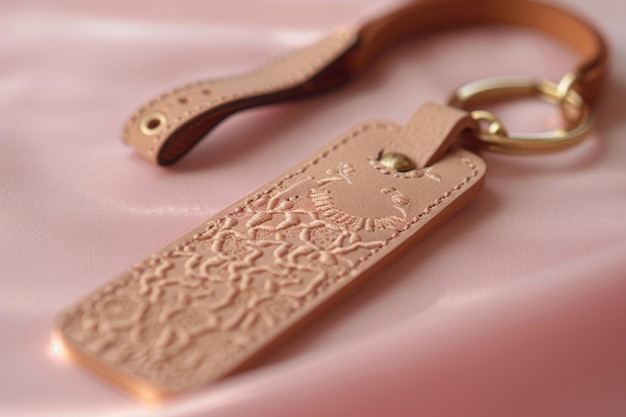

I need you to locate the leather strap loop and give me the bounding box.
[387,102,477,169]
[355,0,608,104]
[122,0,609,166]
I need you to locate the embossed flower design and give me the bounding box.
[91,289,147,333]
[295,224,382,268]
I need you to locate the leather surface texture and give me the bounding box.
[2,0,626,416]
[57,116,484,400]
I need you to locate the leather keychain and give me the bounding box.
[53,0,609,402]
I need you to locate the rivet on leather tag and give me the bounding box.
[55,115,485,402]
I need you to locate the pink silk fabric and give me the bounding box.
[2,0,626,416]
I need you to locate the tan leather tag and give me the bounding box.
[55,117,485,402]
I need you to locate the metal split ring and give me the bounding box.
[449,73,594,154]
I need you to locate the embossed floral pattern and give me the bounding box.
[57,123,481,395]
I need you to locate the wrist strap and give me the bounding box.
[122,0,608,166]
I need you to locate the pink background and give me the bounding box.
[2,0,626,416]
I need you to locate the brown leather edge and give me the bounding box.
[355,0,609,104]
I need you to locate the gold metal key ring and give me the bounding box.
[449,72,594,154]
